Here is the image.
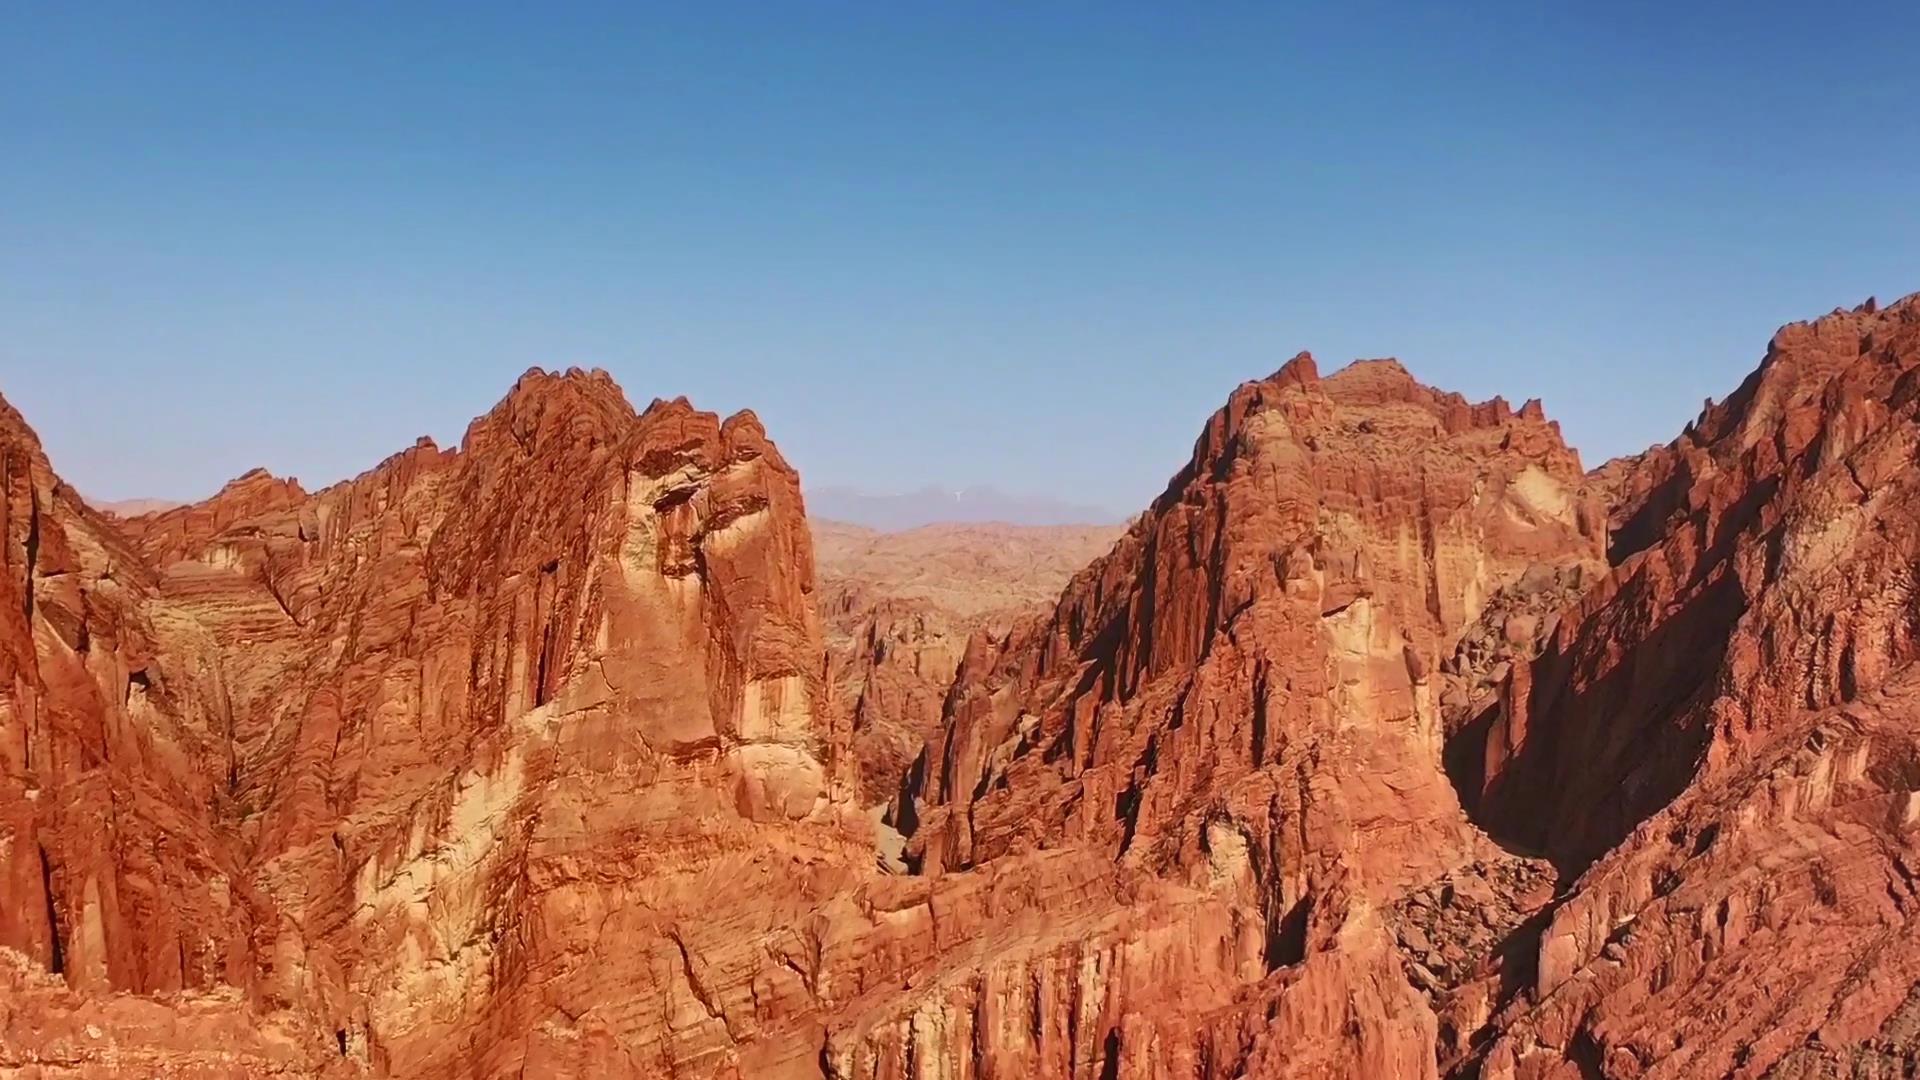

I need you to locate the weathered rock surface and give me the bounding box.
[1,354,1607,1078]
[1439,562,1597,738]
[5,368,868,1077]
[1449,294,1920,1077]
[10,292,1920,1079]
[891,353,1605,1076]
[1,392,344,1075]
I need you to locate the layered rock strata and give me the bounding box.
[9,294,1920,1078]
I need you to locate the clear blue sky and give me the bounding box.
[5,2,1917,516]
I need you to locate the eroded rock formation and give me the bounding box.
[890,353,1606,1076]
[1,392,346,1074]
[5,369,859,1076]
[7,292,1920,1078]
[1449,295,1920,1077]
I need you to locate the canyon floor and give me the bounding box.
[5,294,1920,1078]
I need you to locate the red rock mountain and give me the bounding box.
[4,370,856,1076]
[1452,294,1920,1077]
[896,353,1606,1076]
[4,295,1920,1078]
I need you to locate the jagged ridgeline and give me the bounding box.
[5,294,1920,1078]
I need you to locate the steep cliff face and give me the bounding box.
[0,355,1610,1079]
[12,293,1920,1079]
[881,353,1606,1076]
[3,369,862,1077]
[1459,296,1920,871]
[0,395,343,1074]
[1448,295,1920,1077]
[906,355,1603,875]
[245,372,853,1077]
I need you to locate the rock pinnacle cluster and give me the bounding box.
[5,294,1920,1078]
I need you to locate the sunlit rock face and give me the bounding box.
[3,368,861,1077]
[1,350,1606,1077]
[9,292,1920,1080]
[880,352,1606,1077]
[2,391,342,1074]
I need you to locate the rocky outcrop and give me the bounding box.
[888,353,1605,1075]
[1439,562,1597,737]
[13,292,1920,1079]
[826,594,970,808]
[905,355,1603,872]
[1469,683,1920,1079]
[4,368,866,1077]
[1,353,1611,1078]
[118,466,308,568]
[1459,296,1920,869]
[1446,295,1920,1077]
[1,392,336,1074]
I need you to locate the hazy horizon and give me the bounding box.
[7,3,1918,510]
[53,346,1745,522]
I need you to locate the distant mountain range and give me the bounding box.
[803,484,1121,530]
[88,497,185,517]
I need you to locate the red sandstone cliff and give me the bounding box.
[9,355,1607,1078]
[884,353,1606,1076]
[8,295,1920,1077]
[5,369,858,1076]
[1445,294,1920,1077]
[1,394,346,1074]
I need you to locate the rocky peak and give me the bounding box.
[1459,291,1920,872]
[0,370,857,1076]
[1450,294,1920,1078]
[14,292,1920,1079]
[459,365,636,459]
[869,353,1606,1075]
[906,354,1595,872]
[1271,349,1321,388]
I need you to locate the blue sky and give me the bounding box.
[5,2,1917,516]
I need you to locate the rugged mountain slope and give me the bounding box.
[906,355,1604,874]
[0,355,1610,1079]
[1,394,346,1074]
[9,294,1920,1079]
[892,353,1607,1076]
[5,369,867,1077]
[1451,295,1920,1077]
[812,520,1122,804]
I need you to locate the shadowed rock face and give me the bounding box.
[7,293,1920,1080]
[1452,295,1920,1078]
[903,355,1604,875]
[1461,297,1920,874]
